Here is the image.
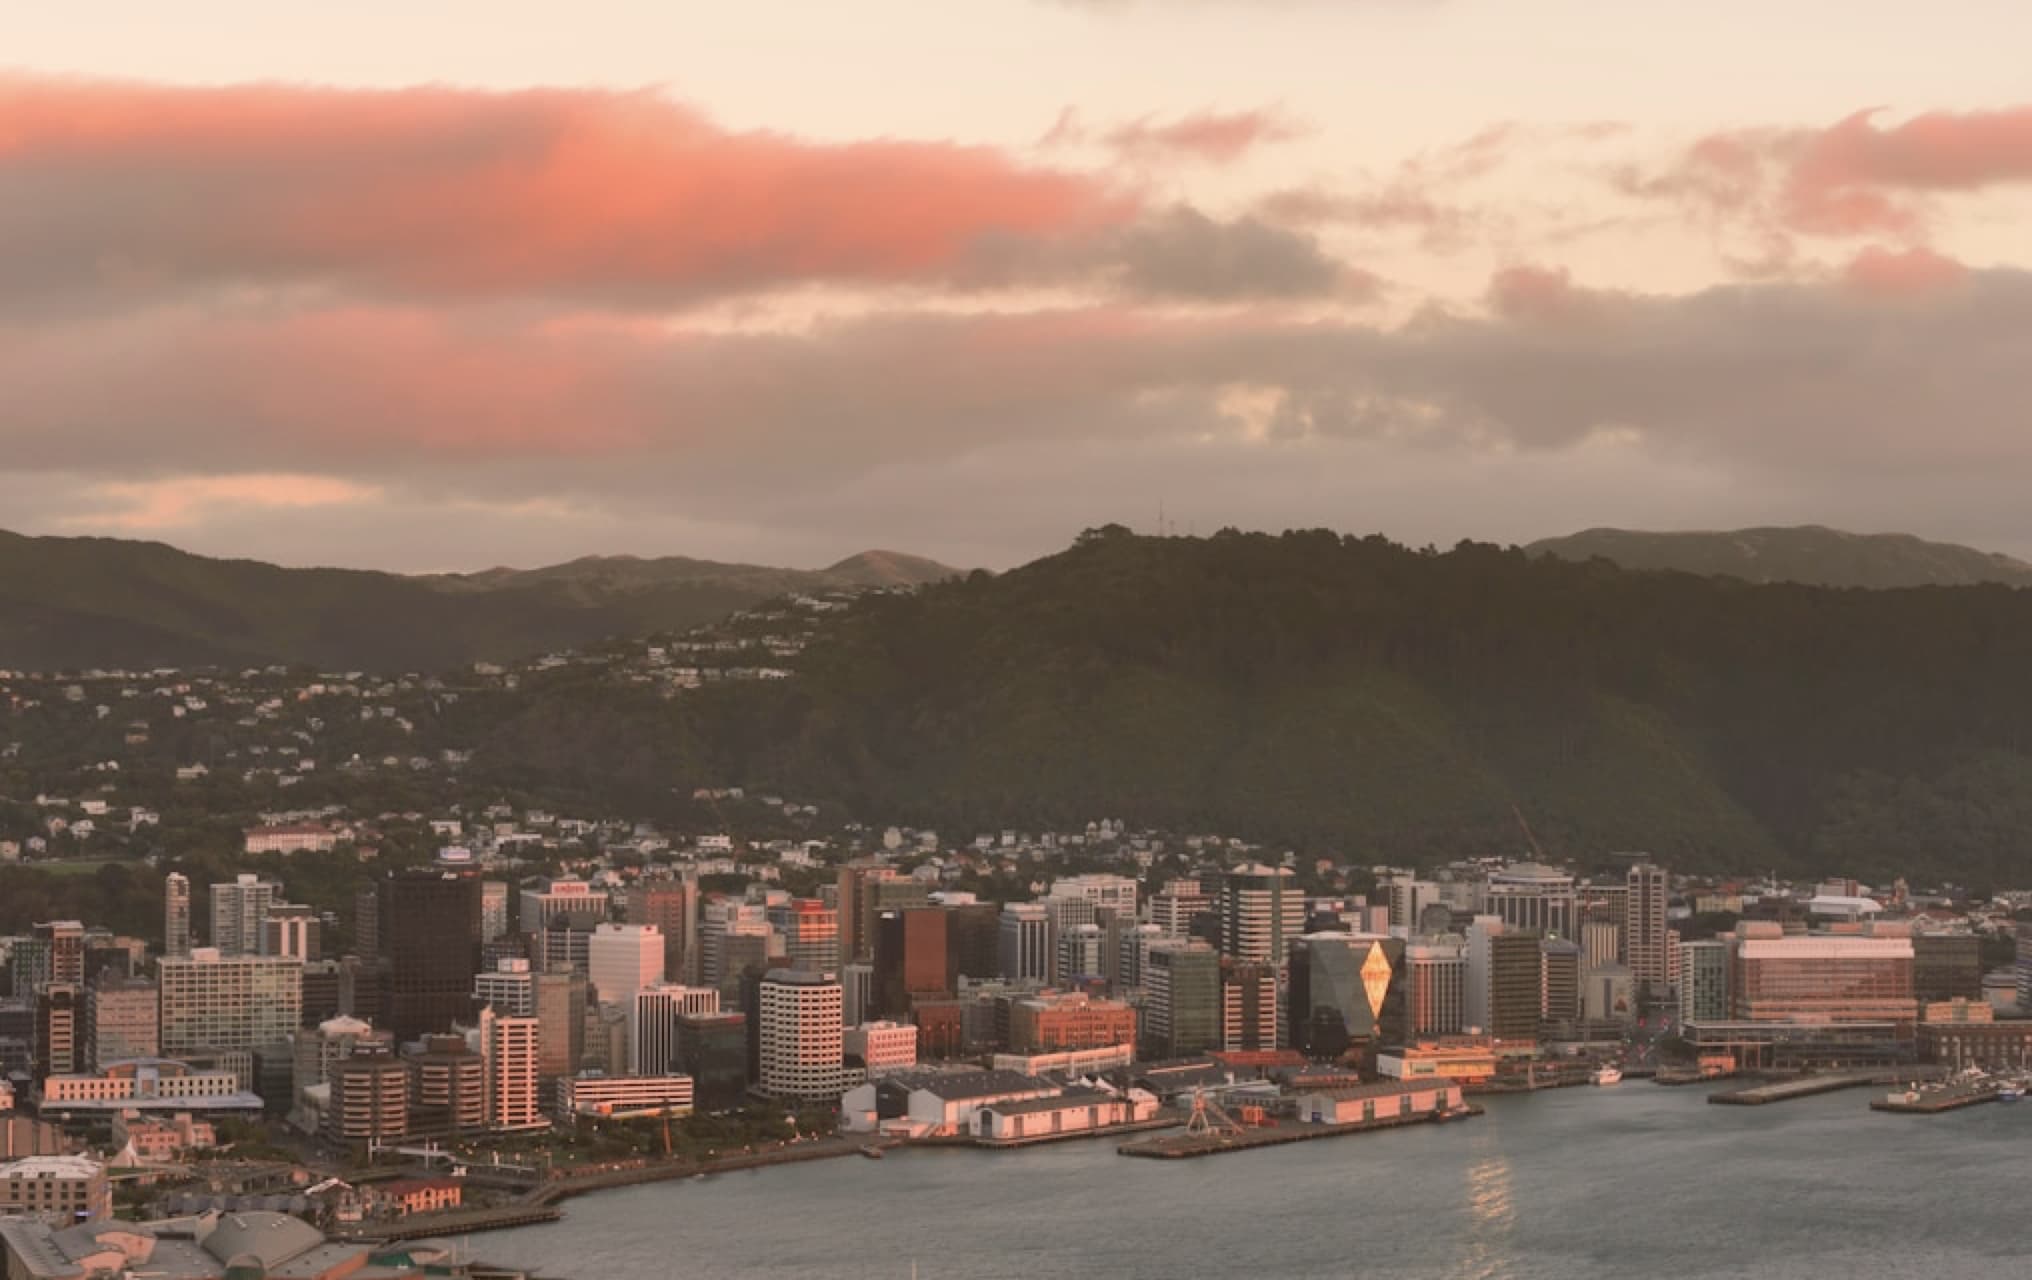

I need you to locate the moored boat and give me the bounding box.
[1590,1064,1623,1086]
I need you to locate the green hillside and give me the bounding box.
[1529,525,2032,589]
[475,527,2032,884]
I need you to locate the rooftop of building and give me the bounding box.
[878,1069,1051,1101]
[978,1087,1114,1117]
[0,1155,102,1178]
[1298,1079,1458,1100]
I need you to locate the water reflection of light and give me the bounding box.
[1450,1140,1517,1280]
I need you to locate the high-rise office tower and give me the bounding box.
[1678,939,1732,1023]
[261,904,321,962]
[33,921,85,988]
[209,876,279,957]
[873,908,949,1017]
[353,883,381,962]
[1625,859,1670,989]
[1487,933,1544,1044]
[1048,875,1139,919]
[774,899,840,975]
[758,969,843,1102]
[156,949,303,1056]
[1148,884,1210,938]
[1482,863,1577,940]
[1288,934,1406,1059]
[1540,939,1582,1031]
[699,900,771,990]
[533,970,587,1083]
[518,877,612,935]
[163,874,191,959]
[411,1033,487,1135]
[1043,895,1098,986]
[1219,865,1304,966]
[588,924,662,1012]
[480,881,510,944]
[474,957,537,1016]
[633,983,719,1075]
[325,1044,410,1148]
[379,871,482,1044]
[1405,937,1466,1037]
[945,902,1001,985]
[33,983,81,1079]
[629,873,700,983]
[998,904,1051,985]
[589,923,662,1067]
[1057,924,1106,985]
[1144,940,1221,1057]
[1220,962,1280,1052]
[836,861,886,964]
[87,976,159,1068]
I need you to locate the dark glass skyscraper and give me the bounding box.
[377,871,482,1043]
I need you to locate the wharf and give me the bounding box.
[1117,1105,1480,1160]
[1870,1081,1999,1114]
[331,1204,562,1241]
[1709,1067,1943,1106]
[973,1116,1178,1149]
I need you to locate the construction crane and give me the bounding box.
[1181,1087,1245,1139]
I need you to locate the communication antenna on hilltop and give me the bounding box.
[1158,498,1168,537]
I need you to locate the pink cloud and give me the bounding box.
[1645,105,2032,241]
[1485,264,1610,323]
[0,76,1139,303]
[1103,109,1304,165]
[1841,244,1969,297]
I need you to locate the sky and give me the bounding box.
[7,0,2032,571]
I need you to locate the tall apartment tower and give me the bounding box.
[758,969,844,1102]
[1625,860,1670,990]
[209,876,279,957]
[1219,864,1304,966]
[478,1006,542,1130]
[163,874,192,959]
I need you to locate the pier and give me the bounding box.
[1870,1079,2002,1114]
[1117,1105,1481,1159]
[1708,1066,1945,1106]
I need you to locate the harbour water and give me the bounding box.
[485,1084,2028,1279]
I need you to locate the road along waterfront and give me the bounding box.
[482,1082,2032,1279]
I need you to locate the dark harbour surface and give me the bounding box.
[484,1082,2029,1279]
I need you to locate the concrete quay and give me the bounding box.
[1117,1105,1481,1159]
[1709,1066,1945,1106]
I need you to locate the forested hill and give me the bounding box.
[0,530,956,671]
[476,527,2032,886]
[1529,525,2032,589]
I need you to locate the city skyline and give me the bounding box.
[7,3,2032,571]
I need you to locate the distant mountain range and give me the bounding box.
[1528,525,2032,589]
[0,530,958,672]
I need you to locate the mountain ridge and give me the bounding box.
[0,528,959,672]
[1527,525,2032,589]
